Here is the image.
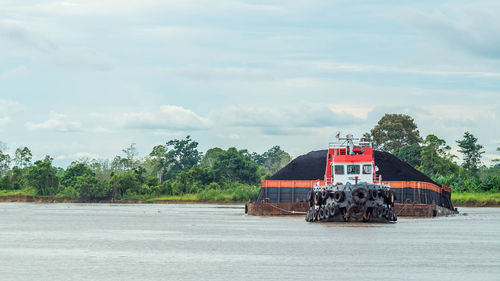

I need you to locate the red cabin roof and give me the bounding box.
[324,141,375,184]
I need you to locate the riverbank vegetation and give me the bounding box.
[0,114,498,205]
[451,192,500,206]
[0,137,286,203]
[367,114,500,195]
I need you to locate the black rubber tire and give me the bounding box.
[392,211,398,222]
[377,207,384,218]
[370,189,378,200]
[382,189,389,199]
[309,191,314,207]
[319,207,325,220]
[329,205,336,217]
[334,191,345,203]
[315,191,323,205]
[378,190,384,198]
[322,190,329,200]
[385,209,392,220]
[382,207,388,217]
[352,187,368,205]
[313,209,318,221]
[324,204,330,219]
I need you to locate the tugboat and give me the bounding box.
[305,134,397,222]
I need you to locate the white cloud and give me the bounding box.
[152,130,184,137]
[7,0,285,18]
[0,117,10,126]
[308,61,500,78]
[0,99,24,114]
[55,151,101,161]
[93,126,111,133]
[118,105,212,131]
[0,20,58,54]
[0,20,112,71]
[0,99,23,126]
[329,104,375,120]
[273,78,321,88]
[0,65,28,79]
[216,104,366,135]
[403,4,500,59]
[484,153,500,164]
[25,112,82,132]
[164,66,275,81]
[228,134,240,140]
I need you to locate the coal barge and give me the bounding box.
[246,134,458,218]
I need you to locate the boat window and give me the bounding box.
[347,165,360,175]
[362,164,372,174]
[334,165,344,175]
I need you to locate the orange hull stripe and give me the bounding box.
[383,181,442,193]
[261,180,324,188]
[261,180,448,194]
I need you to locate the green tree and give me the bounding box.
[14,146,32,168]
[148,144,170,183]
[201,147,224,169]
[72,174,111,200]
[362,132,372,142]
[0,141,11,177]
[26,156,59,196]
[111,143,140,171]
[122,143,139,169]
[252,146,291,175]
[393,144,422,168]
[62,162,95,187]
[175,166,217,194]
[110,172,141,198]
[492,146,500,164]
[370,114,422,152]
[133,166,147,184]
[420,135,458,176]
[457,131,484,176]
[212,147,260,185]
[88,159,113,182]
[165,136,202,178]
[0,166,25,190]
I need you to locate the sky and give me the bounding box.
[1,0,499,167]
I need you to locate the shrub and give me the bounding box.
[55,186,80,199]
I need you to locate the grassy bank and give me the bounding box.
[0,185,259,204]
[0,189,36,197]
[452,192,500,207]
[151,186,259,203]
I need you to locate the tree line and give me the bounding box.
[1,113,498,201]
[0,137,291,202]
[365,114,500,192]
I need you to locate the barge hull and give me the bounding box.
[247,180,458,217]
[246,202,458,217]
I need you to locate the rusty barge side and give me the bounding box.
[246,180,458,217]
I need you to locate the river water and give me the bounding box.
[0,203,499,281]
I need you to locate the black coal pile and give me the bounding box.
[270,149,438,185]
[269,150,327,180]
[373,151,438,185]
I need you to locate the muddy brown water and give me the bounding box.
[0,203,499,281]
